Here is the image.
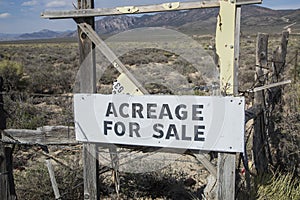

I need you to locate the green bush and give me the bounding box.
[0,60,26,91]
[4,95,46,129]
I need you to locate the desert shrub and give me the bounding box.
[98,65,120,85]
[237,173,300,200]
[4,95,46,129]
[98,165,198,199]
[15,163,54,199]
[119,48,170,65]
[26,63,77,94]
[0,43,79,94]
[13,145,83,199]
[0,60,26,91]
[14,155,83,200]
[276,81,300,174]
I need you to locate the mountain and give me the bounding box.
[0,29,74,41]
[95,16,137,34]
[0,33,20,41]
[240,6,300,33]
[95,8,219,35]
[0,5,299,41]
[94,5,300,35]
[18,29,74,40]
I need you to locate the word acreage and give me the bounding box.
[74,94,245,152]
[103,102,205,142]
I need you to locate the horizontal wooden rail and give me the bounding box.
[248,80,292,93]
[2,126,78,145]
[41,0,262,19]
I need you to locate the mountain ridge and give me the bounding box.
[1,5,299,41]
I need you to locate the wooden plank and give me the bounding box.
[216,2,240,200]
[215,1,236,95]
[41,0,262,19]
[2,127,77,145]
[83,144,99,200]
[41,1,220,19]
[253,80,291,92]
[195,154,217,178]
[45,159,61,199]
[234,6,241,96]
[236,0,262,5]
[76,1,100,200]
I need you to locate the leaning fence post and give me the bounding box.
[45,159,61,199]
[253,33,269,174]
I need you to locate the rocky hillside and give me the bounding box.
[1,5,299,41]
[95,5,300,35]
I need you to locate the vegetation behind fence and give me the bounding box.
[0,32,299,199]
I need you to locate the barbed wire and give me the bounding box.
[0,91,74,98]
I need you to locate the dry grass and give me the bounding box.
[256,173,300,200]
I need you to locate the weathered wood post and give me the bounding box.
[0,76,7,199]
[215,1,241,199]
[76,0,100,199]
[0,77,5,131]
[253,33,269,174]
[45,159,61,199]
[272,31,289,82]
[0,77,16,200]
[294,50,298,82]
[266,31,289,168]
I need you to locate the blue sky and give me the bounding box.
[0,0,299,34]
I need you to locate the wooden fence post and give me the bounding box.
[0,76,16,200]
[0,77,5,131]
[215,2,240,200]
[253,33,269,174]
[294,50,298,82]
[0,76,8,199]
[272,31,289,82]
[76,1,99,199]
[266,31,289,169]
[4,147,16,200]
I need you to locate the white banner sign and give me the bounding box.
[74,94,245,152]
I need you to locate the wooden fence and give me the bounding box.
[0,32,296,197]
[252,31,290,176]
[1,2,298,199]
